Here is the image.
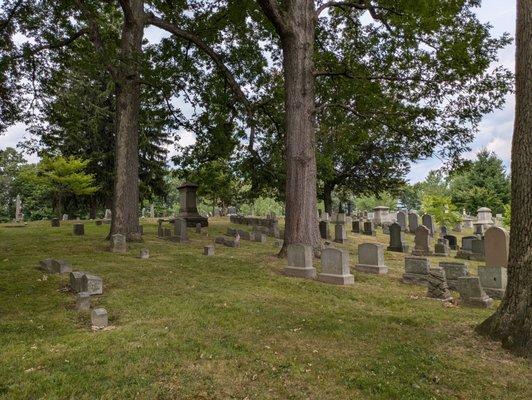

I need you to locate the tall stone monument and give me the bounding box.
[177,182,208,227]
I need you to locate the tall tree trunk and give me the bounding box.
[323,182,334,215]
[278,0,320,255]
[477,0,532,358]
[110,0,144,241]
[89,197,97,220]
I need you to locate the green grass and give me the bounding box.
[0,218,530,399]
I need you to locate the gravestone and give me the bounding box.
[403,256,430,285]
[317,248,354,285]
[478,226,509,299]
[336,212,346,224]
[319,221,330,239]
[51,259,72,274]
[452,222,462,233]
[439,262,469,290]
[150,204,155,218]
[104,209,112,220]
[70,271,88,293]
[411,225,432,256]
[440,225,448,237]
[456,277,493,308]
[334,223,347,244]
[470,238,485,261]
[15,194,23,221]
[82,274,103,295]
[373,206,389,226]
[172,218,189,243]
[251,232,267,243]
[203,245,215,256]
[177,182,208,227]
[422,214,435,236]
[434,238,450,256]
[387,222,409,253]
[351,220,360,233]
[362,221,375,236]
[427,267,452,301]
[140,249,150,259]
[38,258,54,273]
[443,235,457,250]
[456,235,476,259]
[111,233,127,253]
[355,243,388,274]
[397,211,407,231]
[51,218,60,227]
[76,292,91,311]
[382,223,390,234]
[284,244,316,279]
[73,223,84,236]
[215,236,239,247]
[408,212,419,233]
[62,214,69,221]
[91,308,108,328]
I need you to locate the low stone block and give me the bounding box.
[91,308,108,328]
[38,258,54,273]
[439,262,469,291]
[76,292,91,311]
[70,271,88,293]
[51,259,72,274]
[82,274,103,295]
[73,224,85,236]
[318,248,354,285]
[139,249,150,259]
[251,232,267,243]
[203,245,215,256]
[478,266,507,299]
[403,256,430,285]
[457,277,493,308]
[110,233,127,253]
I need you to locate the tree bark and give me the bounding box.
[258,0,321,255]
[89,197,97,220]
[477,0,532,358]
[110,0,144,241]
[323,182,334,215]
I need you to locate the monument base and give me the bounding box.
[178,215,208,228]
[317,273,354,285]
[283,266,317,279]
[355,264,388,275]
[387,245,409,253]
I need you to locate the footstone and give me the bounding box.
[427,267,452,301]
[73,224,85,236]
[139,249,150,259]
[203,245,215,256]
[411,225,432,256]
[387,222,409,253]
[76,292,91,311]
[456,277,493,308]
[82,274,103,295]
[284,244,316,279]
[91,308,108,328]
[478,266,507,299]
[319,221,330,239]
[51,259,72,274]
[110,233,127,253]
[318,248,354,285]
[403,256,430,285]
[334,223,347,244]
[439,262,469,291]
[70,271,88,293]
[355,243,388,274]
[51,218,60,227]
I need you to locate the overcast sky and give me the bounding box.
[0,0,516,183]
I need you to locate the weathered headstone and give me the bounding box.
[456,277,493,308]
[443,235,457,250]
[251,232,267,243]
[38,258,54,273]
[434,238,450,256]
[408,212,419,233]
[422,214,435,236]
[73,223,85,236]
[396,211,407,231]
[478,226,509,299]
[387,222,409,253]
[411,225,432,256]
[172,218,189,243]
[284,244,316,279]
[427,267,452,301]
[403,256,430,285]
[439,262,469,290]
[456,235,477,259]
[440,225,448,237]
[362,221,375,236]
[478,266,507,299]
[91,308,108,328]
[452,222,462,233]
[139,249,150,259]
[319,221,330,240]
[355,243,388,274]
[470,238,485,261]
[51,259,72,274]
[51,218,60,227]
[203,245,215,256]
[317,248,354,285]
[334,223,347,244]
[82,274,103,295]
[351,220,360,233]
[195,223,202,234]
[75,292,91,311]
[110,233,127,253]
[70,271,88,293]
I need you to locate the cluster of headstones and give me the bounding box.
[319,212,357,243]
[157,218,189,243]
[228,215,280,238]
[38,259,108,328]
[283,242,389,285]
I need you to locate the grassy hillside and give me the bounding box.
[0,218,530,399]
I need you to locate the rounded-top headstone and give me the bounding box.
[484,226,509,268]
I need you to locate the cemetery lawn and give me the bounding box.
[1,219,530,400]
